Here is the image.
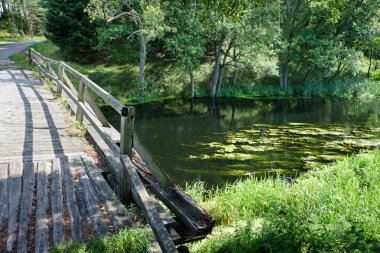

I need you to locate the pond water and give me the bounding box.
[103,98,380,187]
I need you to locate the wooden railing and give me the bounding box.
[27,48,180,252]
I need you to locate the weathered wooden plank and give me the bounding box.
[35,161,50,253]
[81,157,132,229]
[85,92,110,127]
[51,158,65,245]
[121,155,178,253]
[74,157,109,236]
[77,101,120,154]
[62,71,78,95]
[7,160,23,252]
[146,182,214,235]
[0,152,85,163]
[62,157,83,242]
[152,202,176,229]
[17,162,35,253]
[81,76,125,115]
[76,79,86,122]
[0,163,8,224]
[120,106,135,157]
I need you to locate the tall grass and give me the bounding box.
[52,228,150,253]
[188,150,380,252]
[211,79,380,99]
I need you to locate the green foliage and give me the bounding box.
[188,150,380,252]
[0,0,45,38]
[0,19,20,37]
[42,0,99,60]
[164,4,205,73]
[52,228,150,253]
[96,24,139,63]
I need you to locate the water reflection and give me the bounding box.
[104,98,380,187]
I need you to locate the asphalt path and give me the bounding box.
[0,41,39,69]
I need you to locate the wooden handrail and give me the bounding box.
[26,49,215,253]
[28,48,134,195]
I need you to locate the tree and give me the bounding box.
[290,0,380,82]
[86,0,170,84]
[0,0,44,37]
[42,0,98,59]
[164,3,205,98]
[199,0,254,96]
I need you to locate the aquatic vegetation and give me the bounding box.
[188,124,379,173]
[188,150,380,253]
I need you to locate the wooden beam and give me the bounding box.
[62,70,79,95]
[121,155,178,253]
[7,160,22,252]
[120,106,135,157]
[51,158,65,245]
[85,91,110,127]
[76,78,86,122]
[0,163,8,224]
[81,156,133,229]
[35,161,50,253]
[17,162,35,252]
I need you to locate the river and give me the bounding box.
[103,98,380,187]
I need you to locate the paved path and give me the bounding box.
[0,41,37,70]
[0,43,132,252]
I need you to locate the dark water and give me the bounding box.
[103,98,380,187]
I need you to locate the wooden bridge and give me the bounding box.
[0,47,214,253]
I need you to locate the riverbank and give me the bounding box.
[11,41,380,104]
[187,149,380,252]
[51,149,380,252]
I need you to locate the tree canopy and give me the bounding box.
[5,0,380,97]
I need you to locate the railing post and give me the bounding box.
[120,106,135,157]
[76,77,86,122]
[120,106,135,201]
[28,48,32,65]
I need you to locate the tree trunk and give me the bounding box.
[139,35,147,84]
[211,33,226,97]
[216,66,223,94]
[368,45,373,78]
[232,47,238,86]
[1,0,7,16]
[189,69,195,98]
[278,0,291,89]
[215,32,236,94]
[283,54,289,88]
[233,67,238,87]
[300,68,311,85]
[279,53,284,88]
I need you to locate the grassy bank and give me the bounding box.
[52,150,380,252]
[187,149,380,252]
[11,41,380,104]
[0,36,45,45]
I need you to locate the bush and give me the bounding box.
[0,19,21,38]
[43,0,99,60]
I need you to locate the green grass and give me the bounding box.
[187,149,380,252]
[0,36,45,45]
[52,227,150,253]
[203,79,380,99]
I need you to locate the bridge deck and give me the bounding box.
[0,70,132,252]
